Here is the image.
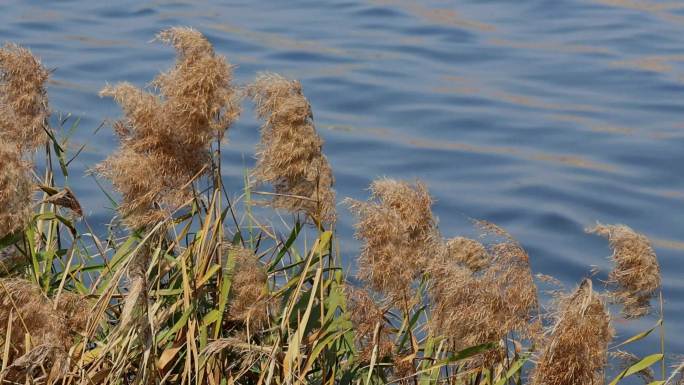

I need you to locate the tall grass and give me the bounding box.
[0,30,678,385]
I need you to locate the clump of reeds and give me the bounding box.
[0,278,89,361]
[428,229,539,360]
[4,28,682,385]
[346,179,439,301]
[228,246,270,332]
[247,73,336,224]
[97,27,239,229]
[588,223,661,318]
[0,43,49,151]
[531,279,613,385]
[0,142,33,237]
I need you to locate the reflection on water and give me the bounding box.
[370,0,496,32]
[63,35,133,48]
[610,55,684,83]
[325,123,617,172]
[2,0,684,355]
[487,37,613,55]
[594,0,681,14]
[208,22,349,57]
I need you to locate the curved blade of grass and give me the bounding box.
[609,353,663,385]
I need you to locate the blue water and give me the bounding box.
[2,0,684,362]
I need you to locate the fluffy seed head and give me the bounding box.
[588,223,661,318]
[97,28,239,228]
[346,179,439,300]
[428,225,539,363]
[0,43,49,150]
[531,279,613,385]
[247,73,336,224]
[0,142,33,237]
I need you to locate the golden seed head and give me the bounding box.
[588,223,661,318]
[0,43,50,151]
[428,225,539,364]
[97,28,239,228]
[248,72,336,224]
[531,279,613,385]
[346,179,439,301]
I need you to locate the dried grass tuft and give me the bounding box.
[531,279,613,385]
[228,246,270,332]
[0,142,33,237]
[247,72,336,224]
[346,179,439,301]
[428,227,539,363]
[97,27,239,228]
[588,223,661,318]
[0,43,49,151]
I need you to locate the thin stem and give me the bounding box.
[660,290,666,381]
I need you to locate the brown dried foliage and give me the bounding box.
[228,246,270,332]
[0,142,33,237]
[346,179,439,301]
[0,43,49,151]
[588,223,661,318]
[428,229,539,362]
[248,73,336,224]
[0,278,90,360]
[531,279,613,385]
[97,27,239,228]
[346,287,393,362]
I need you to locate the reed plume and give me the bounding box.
[0,142,33,237]
[228,246,270,332]
[346,179,439,301]
[247,73,336,224]
[0,43,49,151]
[428,225,538,362]
[531,279,613,385]
[588,223,661,318]
[97,27,239,229]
